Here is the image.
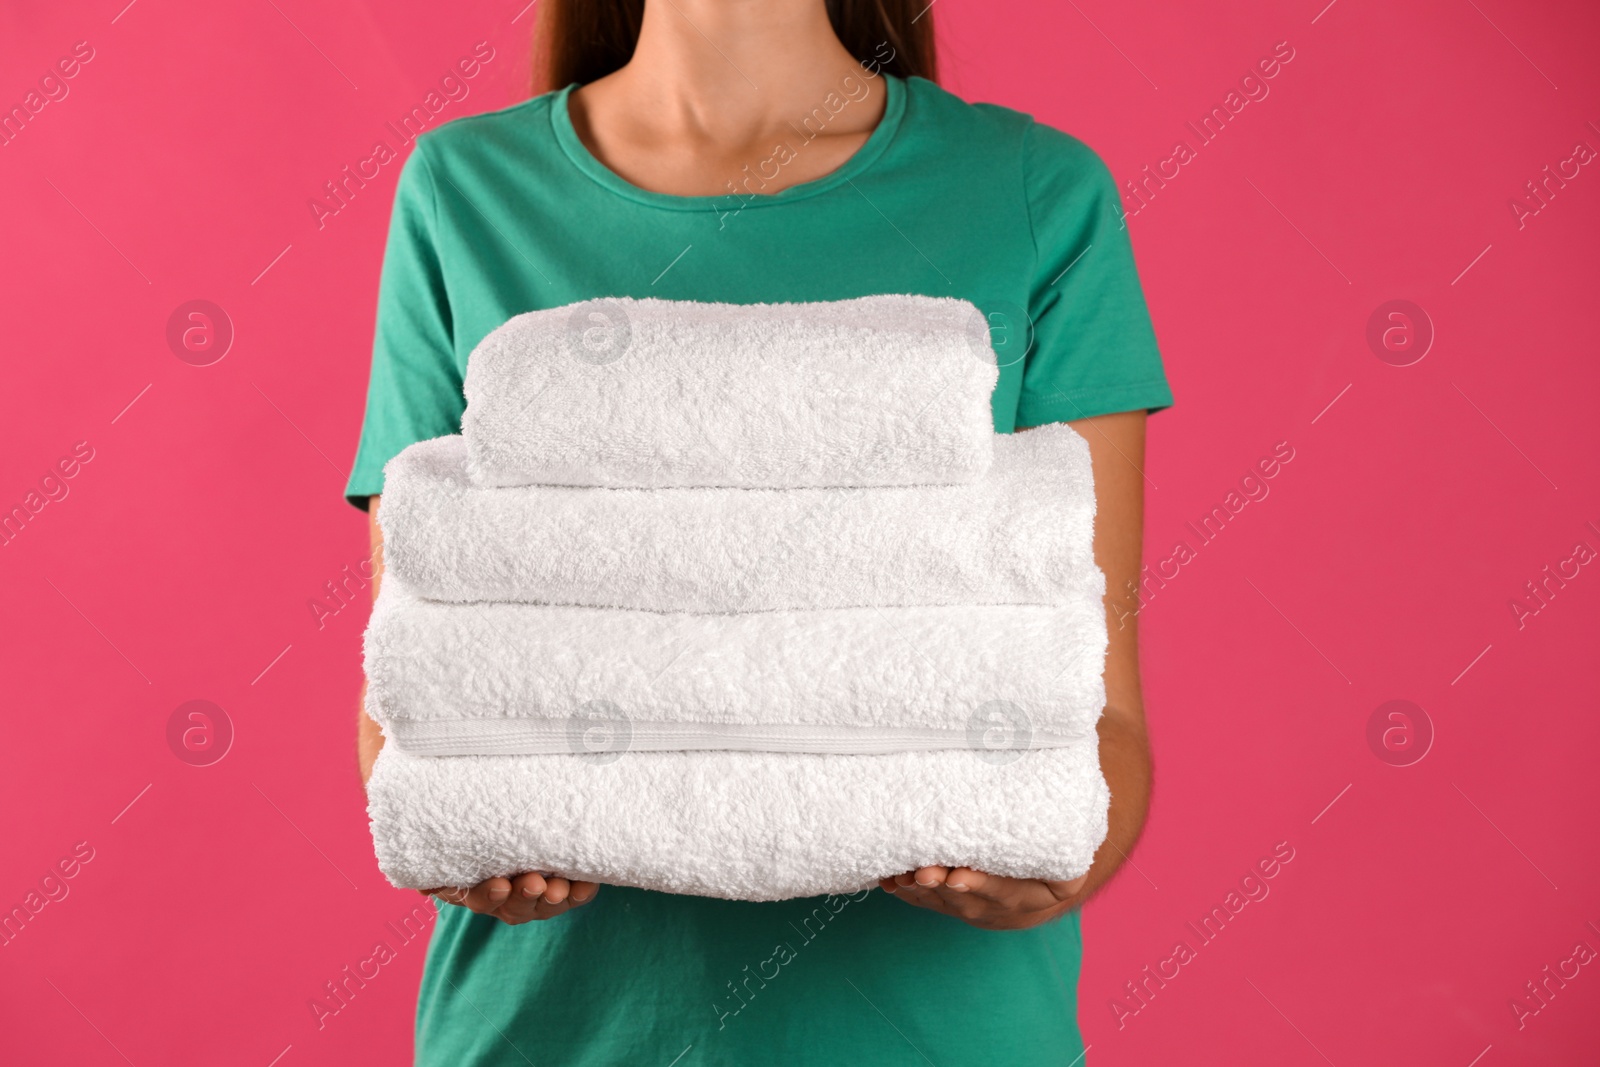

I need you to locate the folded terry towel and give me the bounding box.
[460,295,999,489]
[379,423,1099,613]
[364,580,1107,756]
[366,741,1109,900]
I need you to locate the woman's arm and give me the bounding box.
[359,495,600,923]
[880,410,1154,929]
[355,498,386,784]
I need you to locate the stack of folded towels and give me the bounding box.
[363,295,1110,902]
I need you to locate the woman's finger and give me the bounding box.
[444,874,601,924]
[943,867,1007,901]
[458,877,512,913]
[512,872,549,902]
[492,873,549,923]
[943,868,977,893]
[913,866,949,888]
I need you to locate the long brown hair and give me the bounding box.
[531,0,937,94]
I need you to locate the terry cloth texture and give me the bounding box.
[460,295,999,489]
[364,578,1108,755]
[378,422,1099,613]
[365,740,1110,900]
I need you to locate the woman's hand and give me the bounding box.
[878,867,1088,930]
[424,873,601,925]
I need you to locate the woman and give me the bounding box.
[347,1,1169,1062]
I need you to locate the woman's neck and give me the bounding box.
[568,0,890,197]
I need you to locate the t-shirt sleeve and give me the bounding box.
[1014,122,1172,428]
[343,139,463,509]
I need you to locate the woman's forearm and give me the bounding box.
[358,683,384,787]
[359,495,386,788]
[1067,410,1154,905]
[1071,703,1152,905]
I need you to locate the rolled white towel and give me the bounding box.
[363,580,1107,757]
[379,423,1099,613]
[365,741,1109,900]
[460,295,999,489]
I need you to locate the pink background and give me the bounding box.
[3,0,1596,1063]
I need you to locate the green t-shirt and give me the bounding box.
[347,74,1171,1066]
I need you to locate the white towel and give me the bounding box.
[364,580,1107,756]
[379,423,1099,613]
[460,295,999,489]
[365,741,1109,900]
